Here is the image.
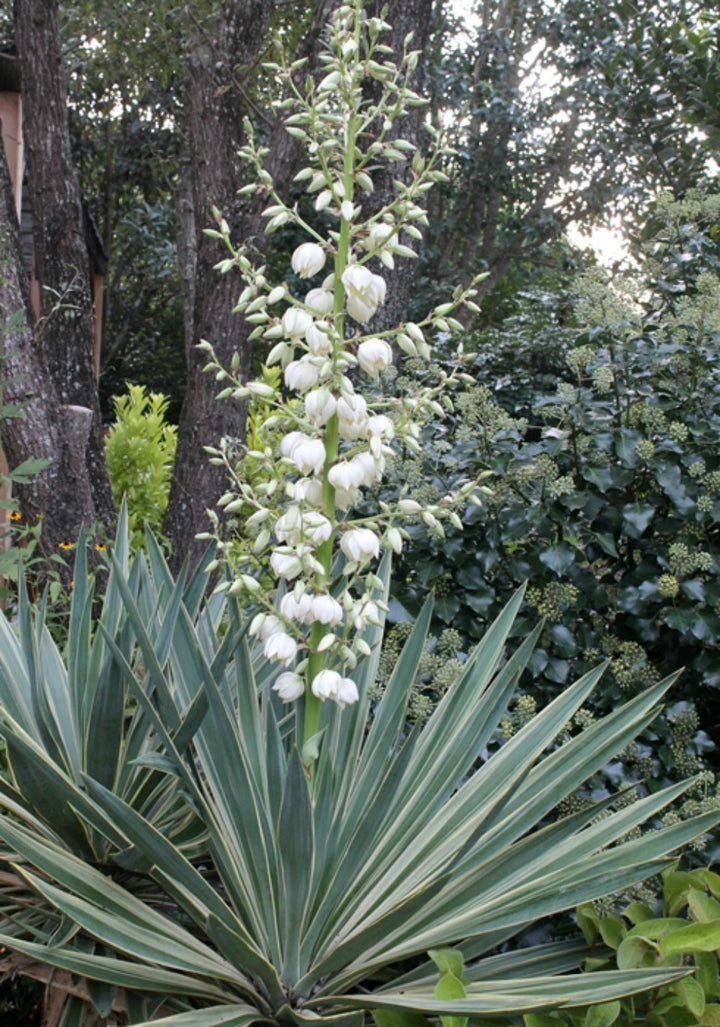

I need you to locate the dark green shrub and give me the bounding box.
[382,197,720,831]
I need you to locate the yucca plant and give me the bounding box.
[0,508,226,1022]
[0,4,718,1025]
[0,557,716,1026]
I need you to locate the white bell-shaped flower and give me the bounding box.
[270,549,305,580]
[367,414,394,440]
[264,630,298,667]
[311,668,359,708]
[353,598,381,631]
[341,264,386,323]
[272,671,306,702]
[275,505,302,544]
[337,393,369,441]
[275,507,332,548]
[364,221,395,253]
[340,527,380,566]
[284,357,321,394]
[357,338,393,377]
[281,433,326,476]
[291,242,326,279]
[306,322,333,356]
[280,590,314,624]
[350,450,382,486]
[249,613,283,641]
[281,307,313,340]
[288,476,324,505]
[310,593,344,626]
[305,287,334,315]
[305,388,337,427]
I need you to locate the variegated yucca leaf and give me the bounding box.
[0,521,716,1025]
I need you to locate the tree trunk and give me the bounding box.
[363,0,435,335]
[163,0,276,572]
[0,147,99,573]
[164,0,341,572]
[14,0,115,525]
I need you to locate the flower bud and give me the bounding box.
[386,526,403,554]
[266,341,291,366]
[398,499,422,514]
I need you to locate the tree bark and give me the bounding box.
[363,0,435,335]
[164,0,341,572]
[0,146,99,572]
[14,0,115,524]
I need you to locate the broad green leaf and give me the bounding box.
[435,972,468,1027]
[627,919,689,941]
[660,921,720,957]
[429,948,465,980]
[687,889,720,923]
[617,936,653,970]
[372,1009,432,1027]
[621,502,655,537]
[525,1015,563,1027]
[671,976,706,1018]
[584,1000,620,1027]
[694,951,720,1000]
[598,917,626,950]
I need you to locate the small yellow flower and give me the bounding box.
[8,511,21,522]
[59,542,74,551]
[94,544,107,551]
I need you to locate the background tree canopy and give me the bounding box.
[0,0,717,562]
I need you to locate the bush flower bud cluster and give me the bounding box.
[200,0,485,753]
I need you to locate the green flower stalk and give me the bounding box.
[203,0,482,761]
